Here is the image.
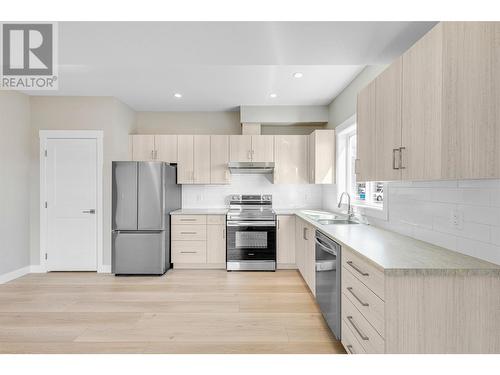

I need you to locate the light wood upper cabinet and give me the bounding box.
[210,135,230,184]
[229,135,274,162]
[374,57,403,181]
[177,135,194,184]
[401,23,444,181]
[131,135,155,161]
[155,135,178,163]
[251,135,274,162]
[356,80,377,182]
[309,129,335,184]
[441,22,500,179]
[274,135,309,184]
[277,215,296,268]
[193,135,211,184]
[357,22,500,182]
[229,135,252,162]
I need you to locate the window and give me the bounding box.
[336,119,384,210]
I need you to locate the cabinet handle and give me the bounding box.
[247,150,252,160]
[346,345,355,354]
[180,231,197,234]
[180,251,197,254]
[399,147,406,169]
[180,219,196,222]
[392,148,400,170]
[347,316,369,341]
[346,260,369,276]
[303,227,308,240]
[151,150,154,160]
[347,287,369,306]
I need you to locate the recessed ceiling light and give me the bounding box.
[269,93,277,98]
[174,93,182,98]
[293,72,303,78]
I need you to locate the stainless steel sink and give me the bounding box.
[317,219,358,225]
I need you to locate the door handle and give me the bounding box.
[399,147,406,169]
[392,148,400,170]
[347,316,369,341]
[82,209,96,214]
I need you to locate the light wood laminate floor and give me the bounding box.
[0,270,345,354]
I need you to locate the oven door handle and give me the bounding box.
[227,221,276,227]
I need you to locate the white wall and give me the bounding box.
[0,91,31,277]
[182,175,323,210]
[29,97,136,268]
[326,65,500,265]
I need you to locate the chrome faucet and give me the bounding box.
[337,192,354,219]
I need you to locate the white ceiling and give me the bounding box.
[28,21,437,111]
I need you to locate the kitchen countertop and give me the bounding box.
[294,210,500,273]
[170,208,228,215]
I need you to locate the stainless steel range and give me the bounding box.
[226,194,276,271]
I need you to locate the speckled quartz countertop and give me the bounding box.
[170,208,228,215]
[293,210,500,273]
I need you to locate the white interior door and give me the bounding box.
[46,138,98,271]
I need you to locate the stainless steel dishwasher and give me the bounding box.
[315,230,341,339]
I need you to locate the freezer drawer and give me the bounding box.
[112,231,167,275]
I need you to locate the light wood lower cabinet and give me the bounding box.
[276,215,296,269]
[294,216,315,296]
[206,217,226,265]
[341,245,500,353]
[171,214,225,269]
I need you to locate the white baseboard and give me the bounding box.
[0,266,31,284]
[30,265,46,273]
[99,265,111,273]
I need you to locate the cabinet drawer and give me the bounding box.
[207,215,226,225]
[342,294,385,354]
[171,241,207,263]
[342,319,366,354]
[171,215,207,225]
[171,225,207,241]
[342,266,385,337]
[342,246,385,299]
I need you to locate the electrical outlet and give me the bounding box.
[450,208,463,230]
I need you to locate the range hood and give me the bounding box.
[228,162,275,174]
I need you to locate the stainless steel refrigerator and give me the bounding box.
[112,161,181,275]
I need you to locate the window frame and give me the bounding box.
[335,115,388,221]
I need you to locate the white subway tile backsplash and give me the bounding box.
[459,204,500,226]
[491,228,500,247]
[455,238,500,265]
[182,174,323,209]
[361,179,500,265]
[458,179,500,188]
[490,190,500,207]
[413,227,457,251]
[432,216,491,242]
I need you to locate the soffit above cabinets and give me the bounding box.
[240,105,329,125]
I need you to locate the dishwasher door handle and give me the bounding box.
[315,238,337,256]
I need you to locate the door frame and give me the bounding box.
[39,130,104,272]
